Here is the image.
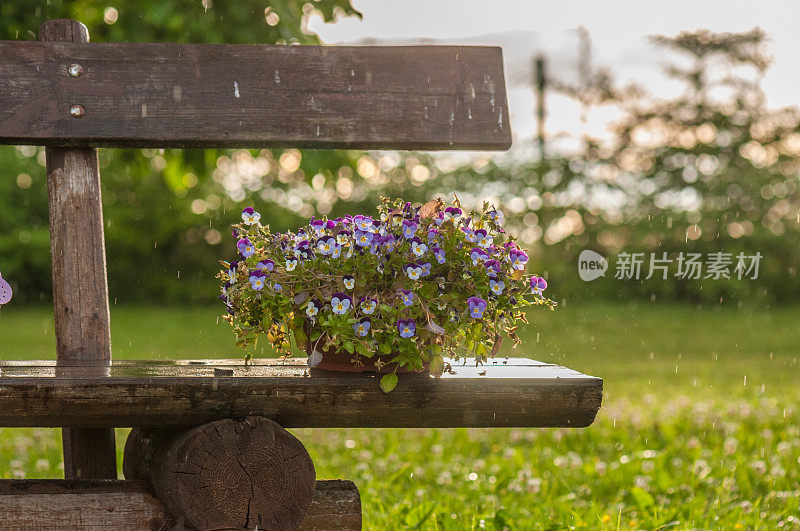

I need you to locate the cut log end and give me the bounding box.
[124,417,316,530]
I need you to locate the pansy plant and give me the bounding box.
[219,197,554,392]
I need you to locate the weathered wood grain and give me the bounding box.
[40,18,117,481]
[123,417,317,530]
[0,479,361,530]
[0,357,603,428]
[0,37,511,150]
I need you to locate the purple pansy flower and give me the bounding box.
[433,247,446,264]
[237,238,255,258]
[241,207,261,225]
[249,269,267,290]
[420,262,432,277]
[273,283,282,291]
[475,229,493,249]
[434,212,445,226]
[444,206,462,220]
[360,297,377,314]
[400,289,414,306]
[467,296,488,318]
[331,292,352,314]
[310,219,326,237]
[470,247,489,265]
[353,318,371,337]
[488,208,504,223]
[228,261,238,282]
[344,275,355,290]
[294,240,312,260]
[427,228,439,243]
[404,263,423,280]
[316,236,336,255]
[256,259,274,272]
[306,300,320,319]
[510,250,529,271]
[336,230,352,246]
[285,257,298,271]
[397,318,416,338]
[462,227,476,243]
[353,215,374,232]
[402,220,418,239]
[331,245,342,259]
[484,259,501,278]
[382,235,397,253]
[354,230,374,247]
[530,276,548,295]
[410,238,428,257]
[490,279,505,295]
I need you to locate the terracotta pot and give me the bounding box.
[305,329,428,374]
[310,349,425,373]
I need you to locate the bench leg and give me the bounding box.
[123,417,334,530]
[39,19,118,480]
[63,428,117,480]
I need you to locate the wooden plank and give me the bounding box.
[40,18,117,482]
[0,358,603,428]
[0,479,361,530]
[0,37,511,150]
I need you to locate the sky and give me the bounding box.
[310,0,800,150]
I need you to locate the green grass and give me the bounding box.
[1,302,799,529]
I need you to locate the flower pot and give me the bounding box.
[305,337,428,374]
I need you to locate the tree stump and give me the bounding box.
[123,417,316,530]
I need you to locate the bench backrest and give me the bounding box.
[0,18,512,479]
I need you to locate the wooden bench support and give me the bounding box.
[0,358,603,428]
[40,18,117,481]
[0,479,361,530]
[123,417,317,530]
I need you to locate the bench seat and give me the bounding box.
[0,357,602,429]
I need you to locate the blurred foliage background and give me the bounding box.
[1,2,798,305]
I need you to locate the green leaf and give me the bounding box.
[429,355,445,377]
[380,373,398,393]
[343,341,355,354]
[293,326,308,348]
[379,341,392,355]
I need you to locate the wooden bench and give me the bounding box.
[0,19,603,530]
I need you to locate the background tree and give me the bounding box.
[0,0,362,303]
[421,29,800,304]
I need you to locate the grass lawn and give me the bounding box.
[0,302,798,529]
